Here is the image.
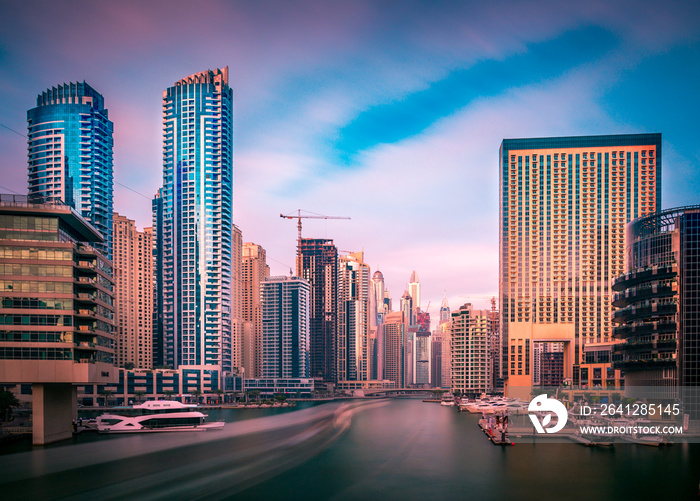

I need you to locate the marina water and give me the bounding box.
[1,398,699,500]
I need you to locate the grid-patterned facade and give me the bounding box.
[113,213,152,369]
[612,206,700,417]
[382,312,405,388]
[261,276,310,379]
[499,134,661,392]
[337,252,370,382]
[241,243,269,377]
[27,82,114,259]
[154,68,233,372]
[0,195,115,382]
[298,238,338,382]
[450,304,491,395]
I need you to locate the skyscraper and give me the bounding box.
[451,304,491,395]
[112,213,153,369]
[369,270,387,380]
[27,82,114,259]
[408,270,421,314]
[499,133,661,394]
[337,252,370,382]
[241,243,269,377]
[383,311,405,388]
[299,238,338,382]
[153,68,233,373]
[261,276,310,378]
[612,206,700,417]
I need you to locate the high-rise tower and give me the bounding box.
[299,238,338,382]
[499,133,661,394]
[113,213,153,369]
[27,82,114,259]
[337,252,370,382]
[408,270,421,314]
[241,243,269,377]
[261,276,310,378]
[153,68,233,373]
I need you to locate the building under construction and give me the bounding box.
[298,238,338,382]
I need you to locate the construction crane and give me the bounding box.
[280,210,351,272]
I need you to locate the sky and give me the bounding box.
[1,0,699,320]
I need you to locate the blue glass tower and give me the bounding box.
[27,82,114,259]
[154,68,234,372]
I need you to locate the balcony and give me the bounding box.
[612,302,677,324]
[612,264,676,291]
[612,320,676,339]
[612,282,676,308]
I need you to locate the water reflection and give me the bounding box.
[2,398,700,500]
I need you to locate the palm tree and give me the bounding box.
[163,390,174,400]
[133,391,146,404]
[214,389,224,404]
[0,390,20,421]
[99,389,113,407]
[191,389,202,404]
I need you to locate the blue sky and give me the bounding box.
[1,0,699,318]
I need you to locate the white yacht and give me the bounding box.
[440,393,456,406]
[96,400,225,433]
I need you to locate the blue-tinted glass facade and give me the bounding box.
[27,82,114,259]
[154,68,233,373]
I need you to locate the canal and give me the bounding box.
[1,398,699,500]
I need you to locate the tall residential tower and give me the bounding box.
[153,68,234,373]
[27,82,114,259]
[499,133,661,394]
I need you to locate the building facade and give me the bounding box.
[451,304,491,395]
[337,252,370,382]
[0,195,116,443]
[241,243,269,378]
[112,214,152,369]
[261,276,310,379]
[499,134,661,395]
[27,82,114,259]
[369,270,387,380]
[612,206,700,417]
[298,238,338,382]
[383,311,405,388]
[414,330,431,386]
[153,68,234,374]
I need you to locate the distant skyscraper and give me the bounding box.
[383,311,405,388]
[400,290,414,326]
[27,82,114,259]
[408,270,420,313]
[431,331,443,388]
[499,134,661,394]
[370,270,387,380]
[451,304,491,395]
[241,243,269,378]
[153,68,233,373]
[299,238,338,382]
[261,276,310,378]
[113,213,153,369]
[439,291,451,324]
[414,330,431,386]
[337,252,370,382]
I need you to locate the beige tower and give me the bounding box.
[450,304,491,395]
[113,213,153,369]
[337,252,370,382]
[241,242,269,378]
[499,134,660,397]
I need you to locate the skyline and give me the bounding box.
[1,1,700,318]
